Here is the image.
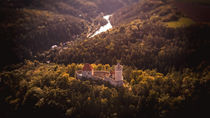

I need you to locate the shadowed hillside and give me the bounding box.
[110,0,180,26]
[38,0,210,73]
[0,0,139,69]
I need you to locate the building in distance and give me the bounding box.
[76,63,123,86]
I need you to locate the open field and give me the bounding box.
[165,17,195,28]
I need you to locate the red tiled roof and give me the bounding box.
[110,70,115,74]
[83,63,93,71]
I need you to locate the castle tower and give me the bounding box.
[82,63,94,78]
[114,63,123,81]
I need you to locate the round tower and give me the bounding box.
[114,63,123,81]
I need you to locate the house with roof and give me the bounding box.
[76,63,123,86]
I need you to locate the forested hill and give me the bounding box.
[0,61,210,118]
[110,0,177,26]
[110,0,210,26]
[0,0,139,69]
[38,0,210,73]
[1,0,210,118]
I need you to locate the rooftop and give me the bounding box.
[82,63,93,71]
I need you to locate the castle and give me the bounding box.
[76,63,123,86]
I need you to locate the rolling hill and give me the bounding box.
[38,0,210,73]
[0,0,139,69]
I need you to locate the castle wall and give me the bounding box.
[94,71,110,78]
[104,77,123,86]
[75,63,124,87]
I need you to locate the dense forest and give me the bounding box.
[0,61,209,118]
[38,0,210,73]
[0,0,138,69]
[0,0,210,118]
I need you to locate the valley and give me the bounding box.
[0,0,210,118]
[0,0,138,69]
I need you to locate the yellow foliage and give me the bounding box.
[91,64,97,69]
[147,76,155,80]
[61,72,69,78]
[158,94,170,103]
[66,108,74,116]
[87,97,91,101]
[165,17,195,28]
[50,80,55,85]
[101,98,108,104]
[9,98,20,104]
[77,64,84,70]
[131,25,138,31]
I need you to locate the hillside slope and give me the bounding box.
[110,0,179,26]
[0,0,139,69]
[38,0,210,73]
